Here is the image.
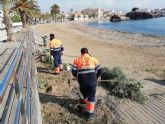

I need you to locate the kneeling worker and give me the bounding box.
[49,34,64,74]
[71,48,102,119]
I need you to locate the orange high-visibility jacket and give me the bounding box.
[72,54,102,78]
[74,54,98,70]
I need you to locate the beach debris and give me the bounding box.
[46,86,53,93]
[101,67,147,103]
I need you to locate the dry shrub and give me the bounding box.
[101,67,147,103]
[39,49,53,68]
[39,49,69,70]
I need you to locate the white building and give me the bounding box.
[116,10,125,15]
[138,8,149,12]
[74,13,89,21]
[98,9,104,20]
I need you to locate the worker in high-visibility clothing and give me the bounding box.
[49,34,64,74]
[71,48,102,119]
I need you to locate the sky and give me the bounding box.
[37,0,165,13]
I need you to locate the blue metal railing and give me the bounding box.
[0,49,18,98]
[14,46,27,124]
[0,31,27,100]
[25,31,32,124]
[0,29,41,124]
[14,30,32,124]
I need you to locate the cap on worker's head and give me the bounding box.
[81,47,88,54]
[50,33,55,40]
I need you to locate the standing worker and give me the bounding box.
[71,48,102,119]
[49,34,64,74]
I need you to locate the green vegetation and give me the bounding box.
[1,0,40,41]
[101,67,126,82]
[38,78,48,89]
[1,0,14,42]
[11,15,21,22]
[70,14,75,21]
[40,12,51,22]
[101,67,147,103]
[51,4,60,22]
[39,50,53,68]
[39,49,69,71]
[11,0,40,28]
[88,13,96,19]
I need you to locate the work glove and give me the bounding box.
[51,56,54,60]
[66,65,71,71]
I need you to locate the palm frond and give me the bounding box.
[9,0,40,28]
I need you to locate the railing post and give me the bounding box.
[13,70,27,124]
[13,71,20,98]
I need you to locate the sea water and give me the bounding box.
[87,17,165,36]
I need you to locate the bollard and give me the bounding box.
[42,36,47,47]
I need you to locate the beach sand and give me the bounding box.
[34,22,165,80]
[35,22,165,124]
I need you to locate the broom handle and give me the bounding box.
[97,80,113,82]
[98,80,112,82]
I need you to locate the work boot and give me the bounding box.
[84,112,94,119]
[79,98,88,104]
[53,67,60,74]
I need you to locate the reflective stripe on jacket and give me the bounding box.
[72,54,101,76]
[50,47,62,51]
[73,54,98,70]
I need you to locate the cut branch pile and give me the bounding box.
[101,67,147,103]
[38,49,54,68]
[38,49,70,70]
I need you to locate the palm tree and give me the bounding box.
[43,12,51,23]
[51,4,60,22]
[1,0,14,42]
[11,0,40,28]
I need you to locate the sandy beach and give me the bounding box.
[34,21,165,99]
[35,21,165,124]
[34,21,165,81]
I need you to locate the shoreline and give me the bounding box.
[86,21,165,37]
[72,21,165,47]
[85,17,165,37]
[34,22,165,79]
[35,21,165,124]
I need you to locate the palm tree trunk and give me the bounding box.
[55,15,57,22]
[19,10,27,28]
[2,3,14,42]
[26,15,29,26]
